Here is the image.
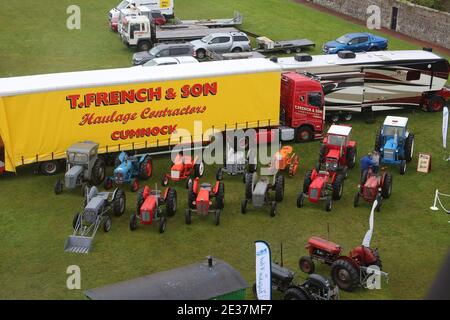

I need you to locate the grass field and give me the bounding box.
[0,0,449,300]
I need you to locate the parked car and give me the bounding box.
[132,43,195,66]
[322,33,388,54]
[141,56,199,67]
[191,32,251,59]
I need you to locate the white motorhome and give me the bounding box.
[276,50,450,119]
[108,0,174,24]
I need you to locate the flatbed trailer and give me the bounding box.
[160,11,243,29]
[206,51,266,61]
[255,36,315,54]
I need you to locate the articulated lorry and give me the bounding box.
[0,59,325,175]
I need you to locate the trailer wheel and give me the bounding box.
[400,160,407,175]
[332,174,344,200]
[275,175,285,202]
[129,214,137,231]
[427,95,446,112]
[303,170,313,194]
[295,47,302,53]
[214,209,221,226]
[284,287,309,300]
[139,156,153,180]
[159,216,167,233]
[299,256,315,274]
[354,192,360,207]
[216,182,225,209]
[137,40,152,52]
[81,182,89,197]
[295,126,313,142]
[196,49,206,59]
[54,179,64,195]
[404,133,414,162]
[241,199,248,214]
[331,259,359,292]
[166,188,177,216]
[72,212,80,230]
[39,161,60,176]
[270,201,277,217]
[91,158,106,185]
[112,188,126,217]
[245,173,253,200]
[382,173,393,199]
[103,216,112,233]
[297,192,305,208]
[184,208,192,225]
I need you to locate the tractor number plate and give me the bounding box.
[141,212,150,222]
[171,170,180,179]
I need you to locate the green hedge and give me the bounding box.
[407,0,450,11]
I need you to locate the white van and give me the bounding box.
[108,0,174,23]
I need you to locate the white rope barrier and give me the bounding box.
[430,190,450,222]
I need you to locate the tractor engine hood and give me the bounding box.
[326,149,341,161]
[309,177,325,201]
[140,196,157,223]
[196,189,210,214]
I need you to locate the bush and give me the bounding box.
[408,0,449,11]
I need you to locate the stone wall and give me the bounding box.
[310,0,450,49]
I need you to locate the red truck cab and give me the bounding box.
[280,72,325,142]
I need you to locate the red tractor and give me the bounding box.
[299,236,386,292]
[318,125,357,178]
[130,185,177,233]
[296,168,344,212]
[270,145,300,177]
[185,177,225,226]
[161,153,205,187]
[354,168,393,211]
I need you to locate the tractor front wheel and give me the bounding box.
[275,175,285,202]
[166,188,177,216]
[400,160,407,175]
[214,209,221,226]
[284,287,309,300]
[112,188,126,217]
[216,182,225,209]
[331,259,360,292]
[139,156,153,180]
[103,216,112,233]
[54,179,64,195]
[354,192,360,207]
[299,256,315,274]
[129,214,138,231]
[185,209,192,225]
[297,193,305,208]
[216,168,223,181]
[159,216,167,233]
[241,199,248,214]
[194,161,205,177]
[72,213,80,230]
[427,95,446,112]
[376,194,382,212]
[161,175,169,186]
[325,196,332,212]
[245,173,254,200]
[270,201,277,217]
[188,182,196,209]
[104,177,113,190]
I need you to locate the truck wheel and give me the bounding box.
[136,188,145,213]
[275,175,285,202]
[166,188,177,216]
[400,160,407,175]
[137,40,152,52]
[214,209,221,226]
[159,216,167,234]
[196,49,206,59]
[325,196,332,212]
[129,214,137,231]
[303,170,313,194]
[216,168,223,181]
[299,256,315,274]
[241,199,248,214]
[91,158,106,186]
[188,182,196,209]
[139,156,153,180]
[39,161,60,176]
[382,173,393,199]
[245,173,253,200]
[72,212,80,230]
[284,287,309,300]
[54,179,64,195]
[347,147,357,169]
[297,193,305,208]
[404,133,414,162]
[332,174,344,200]
[112,188,126,217]
[185,208,192,225]
[215,182,225,209]
[270,201,276,217]
[331,259,359,292]
[354,192,360,207]
[427,95,446,112]
[194,161,204,177]
[295,126,313,142]
[103,216,112,233]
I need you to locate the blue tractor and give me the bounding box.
[375,116,414,175]
[104,152,153,192]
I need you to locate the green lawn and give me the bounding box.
[0,0,449,300]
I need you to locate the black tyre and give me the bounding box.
[275,175,285,202]
[381,173,393,199]
[159,216,167,233]
[295,126,314,142]
[184,208,192,225]
[284,287,309,300]
[81,182,89,197]
[166,188,177,216]
[136,188,145,213]
[325,196,332,212]
[112,188,126,217]
[214,209,221,226]
[188,182,196,209]
[400,160,407,175]
[161,175,169,186]
[215,182,225,209]
[54,179,64,195]
[104,177,113,190]
[245,173,253,200]
[72,213,80,230]
[374,129,383,152]
[270,201,276,217]
[216,167,223,181]
[114,154,122,168]
[137,40,151,52]
[139,156,153,180]
[248,163,257,173]
[194,161,204,177]
[347,147,357,169]
[196,49,206,59]
[241,199,248,214]
[318,144,327,164]
[91,158,106,186]
[354,192,360,207]
[332,174,344,200]
[361,170,368,185]
[299,256,315,274]
[103,216,112,233]
[427,95,446,112]
[232,47,242,53]
[252,283,258,299]
[130,178,139,192]
[303,170,313,194]
[129,214,137,231]
[404,133,414,162]
[376,193,382,212]
[296,192,305,208]
[331,259,360,292]
[39,161,60,176]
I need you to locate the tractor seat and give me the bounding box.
[200,183,212,191]
[308,236,341,255]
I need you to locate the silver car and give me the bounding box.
[191,32,251,59]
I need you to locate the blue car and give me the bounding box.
[322,33,388,54]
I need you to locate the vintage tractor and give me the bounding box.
[162,152,204,187]
[216,144,256,182]
[269,145,300,177]
[65,186,126,254]
[296,168,344,212]
[241,172,285,217]
[185,177,225,226]
[375,116,414,175]
[104,151,153,192]
[318,125,357,178]
[130,185,177,233]
[54,141,106,196]
[354,168,393,211]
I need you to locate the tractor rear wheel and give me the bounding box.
[214,209,221,226]
[270,201,277,217]
[325,196,332,212]
[284,287,309,300]
[91,158,106,186]
[166,188,177,216]
[103,216,112,233]
[374,129,383,152]
[216,182,225,209]
[299,256,315,274]
[332,174,344,200]
[194,161,205,177]
[275,175,285,202]
[303,170,313,194]
[241,199,248,214]
[72,212,80,230]
[184,209,192,225]
[360,170,368,185]
[297,193,305,208]
[245,173,253,200]
[112,188,126,217]
[159,216,167,233]
[400,160,407,175]
[404,133,415,162]
[331,259,359,292]
[188,182,196,209]
[54,179,64,195]
[318,144,326,164]
[216,168,223,181]
[381,173,393,199]
[347,147,357,169]
[129,214,137,231]
[354,192,360,207]
[139,156,153,180]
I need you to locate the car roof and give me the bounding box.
[344,32,372,38]
[150,56,198,64]
[154,42,193,49]
[384,116,408,127]
[328,124,352,136]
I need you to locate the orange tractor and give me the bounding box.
[270,146,299,177]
